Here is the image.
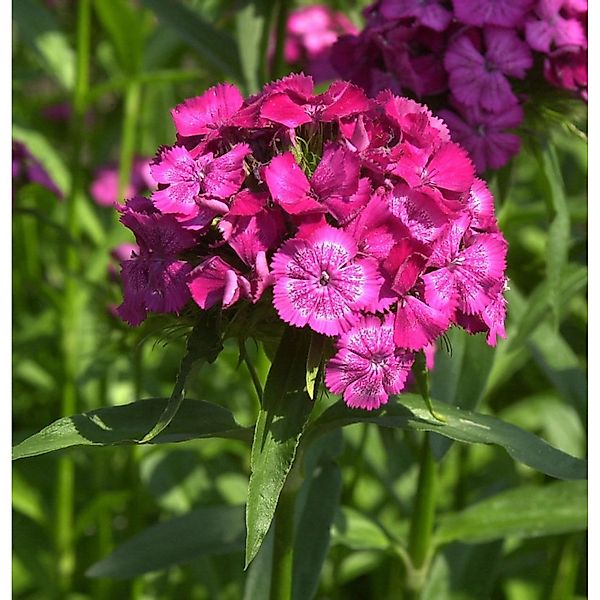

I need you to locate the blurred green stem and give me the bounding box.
[271,0,289,80]
[118,80,142,201]
[55,0,91,593]
[406,433,437,598]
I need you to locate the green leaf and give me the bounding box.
[93,0,146,74]
[306,332,327,401]
[245,327,314,568]
[12,123,70,196]
[12,398,250,460]
[139,313,223,443]
[308,394,587,480]
[434,481,587,545]
[140,0,244,83]
[331,506,392,552]
[13,0,75,89]
[86,505,245,579]
[235,0,275,93]
[430,330,495,458]
[293,460,342,600]
[533,140,571,326]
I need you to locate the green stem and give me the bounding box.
[270,466,301,600]
[271,0,290,80]
[243,350,264,403]
[55,0,91,592]
[118,81,142,201]
[406,433,437,597]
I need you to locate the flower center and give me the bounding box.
[319,270,330,286]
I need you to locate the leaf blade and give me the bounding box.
[434,481,587,545]
[308,394,587,480]
[245,327,314,568]
[86,505,245,579]
[12,398,250,460]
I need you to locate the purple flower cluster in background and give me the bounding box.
[330,0,588,173]
[116,77,508,410]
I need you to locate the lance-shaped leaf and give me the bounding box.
[245,327,314,568]
[434,480,587,545]
[307,394,587,480]
[12,398,250,460]
[87,505,245,579]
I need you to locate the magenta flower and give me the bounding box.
[151,143,249,219]
[188,256,250,310]
[544,47,588,100]
[171,83,244,139]
[452,0,534,27]
[271,225,382,335]
[325,314,414,410]
[264,144,360,215]
[90,158,155,208]
[116,197,197,326]
[525,0,587,53]
[439,102,524,172]
[423,218,508,317]
[260,79,370,128]
[445,28,532,112]
[12,141,63,199]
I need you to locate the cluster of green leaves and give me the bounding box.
[13,0,586,599]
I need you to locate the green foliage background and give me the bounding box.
[12,0,587,598]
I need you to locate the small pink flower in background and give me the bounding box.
[325,314,414,410]
[544,47,588,100]
[525,0,587,53]
[90,158,156,207]
[285,6,357,82]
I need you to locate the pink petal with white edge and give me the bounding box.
[171,83,243,137]
[151,145,199,185]
[394,295,450,350]
[467,178,498,231]
[203,144,250,199]
[422,268,460,317]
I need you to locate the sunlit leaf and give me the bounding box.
[245,328,314,568]
[12,398,250,460]
[308,394,587,480]
[434,481,587,545]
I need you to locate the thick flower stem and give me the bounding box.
[406,432,437,598]
[55,0,90,593]
[270,461,303,600]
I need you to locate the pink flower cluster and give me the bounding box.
[117,77,508,410]
[330,0,588,173]
[284,6,358,83]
